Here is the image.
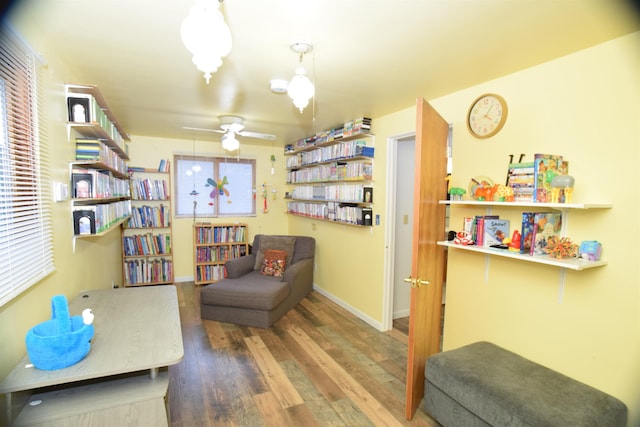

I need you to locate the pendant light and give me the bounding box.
[287,42,315,113]
[180,0,232,83]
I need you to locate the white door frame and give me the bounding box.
[382,131,416,331]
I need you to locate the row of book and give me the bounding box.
[506,153,569,203]
[75,138,128,174]
[287,201,373,226]
[123,233,172,257]
[195,225,247,244]
[286,161,373,184]
[124,258,173,285]
[126,204,170,228]
[290,184,373,203]
[286,139,372,168]
[130,177,170,201]
[285,117,372,152]
[67,94,126,149]
[195,245,247,263]
[462,211,562,256]
[463,216,510,247]
[72,201,131,235]
[71,169,130,199]
[196,265,227,283]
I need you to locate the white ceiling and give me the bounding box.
[7,0,640,147]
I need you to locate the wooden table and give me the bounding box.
[0,286,184,426]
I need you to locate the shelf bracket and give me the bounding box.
[558,268,566,303]
[484,254,490,283]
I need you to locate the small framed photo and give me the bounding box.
[363,187,373,203]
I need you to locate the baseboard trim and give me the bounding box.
[313,285,384,332]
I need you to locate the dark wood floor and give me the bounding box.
[168,283,439,426]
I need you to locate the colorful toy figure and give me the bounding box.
[449,187,466,201]
[494,184,514,202]
[205,176,231,205]
[579,240,602,261]
[508,230,521,252]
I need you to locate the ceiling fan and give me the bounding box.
[183,115,276,151]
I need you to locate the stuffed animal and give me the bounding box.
[25,295,94,370]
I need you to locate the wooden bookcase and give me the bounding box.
[67,83,131,241]
[122,168,173,286]
[193,223,249,285]
[284,129,375,226]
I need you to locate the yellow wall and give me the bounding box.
[430,33,639,424]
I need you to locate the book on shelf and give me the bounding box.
[533,154,568,203]
[472,215,498,245]
[530,212,562,256]
[158,159,170,172]
[506,161,535,201]
[483,219,510,247]
[520,212,536,254]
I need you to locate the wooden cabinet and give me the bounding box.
[66,84,131,239]
[285,132,375,226]
[193,223,248,285]
[122,169,173,286]
[438,200,611,270]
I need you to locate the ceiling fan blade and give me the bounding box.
[238,130,276,140]
[182,126,224,134]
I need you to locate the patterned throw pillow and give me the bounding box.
[253,236,296,270]
[260,249,287,277]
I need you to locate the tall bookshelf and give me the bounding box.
[122,167,173,286]
[284,120,374,226]
[67,83,131,240]
[193,223,249,285]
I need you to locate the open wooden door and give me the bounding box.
[405,98,449,419]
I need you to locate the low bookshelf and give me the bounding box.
[193,223,249,286]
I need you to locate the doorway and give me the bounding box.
[383,132,415,331]
[393,136,415,320]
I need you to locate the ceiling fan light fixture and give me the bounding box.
[180,0,232,84]
[219,115,245,133]
[287,41,314,113]
[221,132,240,151]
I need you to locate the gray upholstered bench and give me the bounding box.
[423,341,627,427]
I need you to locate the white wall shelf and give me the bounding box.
[437,241,607,270]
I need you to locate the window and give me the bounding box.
[174,154,256,218]
[0,24,54,307]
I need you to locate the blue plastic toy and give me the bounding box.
[25,295,94,370]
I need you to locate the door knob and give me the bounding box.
[403,276,430,288]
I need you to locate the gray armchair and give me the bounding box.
[200,234,315,328]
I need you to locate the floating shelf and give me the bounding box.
[437,241,607,270]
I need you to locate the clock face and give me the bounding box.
[467,94,508,138]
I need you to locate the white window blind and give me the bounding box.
[0,24,54,307]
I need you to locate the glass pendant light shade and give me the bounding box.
[222,132,240,151]
[287,65,315,113]
[181,0,232,83]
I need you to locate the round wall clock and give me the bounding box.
[467,93,508,139]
